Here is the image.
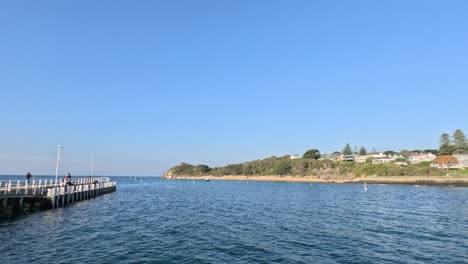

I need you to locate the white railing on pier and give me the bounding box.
[0,177,117,198]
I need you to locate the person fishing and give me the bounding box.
[26,172,32,184]
[65,173,73,185]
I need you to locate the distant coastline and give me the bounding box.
[163,131,468,187]
[162,175,468,186]
[162,153,468,186]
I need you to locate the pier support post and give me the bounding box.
[16,181,20,194]
[52,187,56,208]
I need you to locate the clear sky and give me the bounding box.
[1,1,467,176]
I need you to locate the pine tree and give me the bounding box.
[453,129,467,153]
[439,133,454,155]
[440,133,451,147]
[359,146,367,155]
[342,143,353,155]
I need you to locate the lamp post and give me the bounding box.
[91,154,96,177]
[55,145,63,186]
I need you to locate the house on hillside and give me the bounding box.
[320,153,342,161]
[372,157,394,164]
[390,154,405,160]
[431,154,468,169]
[454,154,468,169]
[408,152,436,164]
[290,155,300,160]
[355,153,406,164]
[355,153,387,163]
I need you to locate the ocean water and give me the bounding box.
[1,176,467,264]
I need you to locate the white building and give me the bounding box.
[290,155,300,160]
[355,153,407,164]
[320,153,342,161]
[372,157,394,164]
[355,153,389,163]
[355,153,383,163]
[408,152,436,164]
[453,154,468,169]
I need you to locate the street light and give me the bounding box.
[55,145,63,186]
[91,154,96,177]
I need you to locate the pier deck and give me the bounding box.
[0,177,117,216]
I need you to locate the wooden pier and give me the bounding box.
[0,177,117,216]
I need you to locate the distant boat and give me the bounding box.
[364,182,368,191]
[205,178,210,182]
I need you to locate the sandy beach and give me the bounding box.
[164,175,468,186]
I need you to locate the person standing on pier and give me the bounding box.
[64,173,73,193]
[26,172,32,183]
[65,173,71,184]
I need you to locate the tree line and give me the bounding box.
[439,129,468,155]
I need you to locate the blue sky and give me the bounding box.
[1,1,467,176]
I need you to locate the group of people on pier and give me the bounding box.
[25,172,93,185]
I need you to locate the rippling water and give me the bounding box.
[1,176,468,263]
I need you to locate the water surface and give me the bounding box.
[1,176,467,263]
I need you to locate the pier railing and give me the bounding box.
[0,177,117,211]
[0,177,115,197]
